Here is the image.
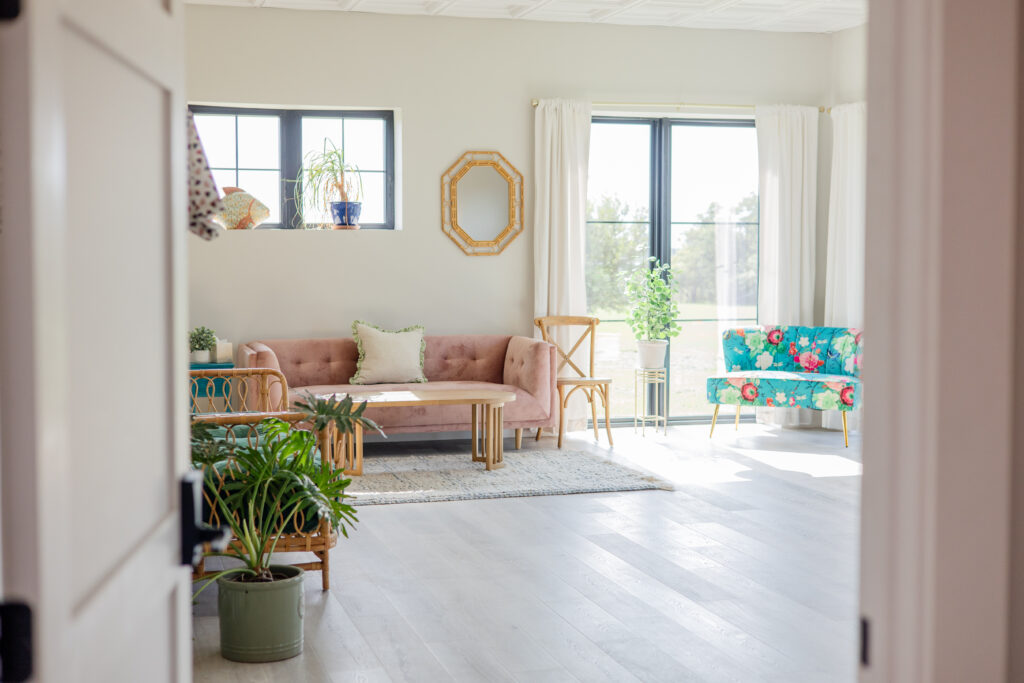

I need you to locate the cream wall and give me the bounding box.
[186,5,854,344]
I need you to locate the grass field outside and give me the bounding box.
[591,306,756,419]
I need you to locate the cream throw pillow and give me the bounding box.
[350,321,427,385]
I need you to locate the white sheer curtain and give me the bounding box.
[823,102,866,432]
[754,104,819,427]
[533,99,591,429]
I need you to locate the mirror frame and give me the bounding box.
[441,150,524,255]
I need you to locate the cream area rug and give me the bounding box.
[344,450,673,506]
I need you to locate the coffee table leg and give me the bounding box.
[471,404,481,462]
[343,423,363,476]
[497,406,504,466]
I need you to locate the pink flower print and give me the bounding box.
[789,342,798,356]
[766,398,774,406]
[741,383,758,401]
[825,382,846,391]
[840,386,855,406]
[797,351,823,372]
[855,332,863,345]
[789,397,796,406]
[727,378,745,388]
[767,329,783,345]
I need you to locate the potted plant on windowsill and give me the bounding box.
[191,394,381,663]
[293,140,364,229]
[625,257,681,369]
[189,326,217,363]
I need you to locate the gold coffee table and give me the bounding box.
[321,389,517,475]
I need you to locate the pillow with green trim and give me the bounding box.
[350,321,427,385]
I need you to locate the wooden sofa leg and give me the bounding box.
[535,428,542,441]
[710,405,720,437]
[842,411,849,448]
[515,428,522,449]
[735,405,741,430]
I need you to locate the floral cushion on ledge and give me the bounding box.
[707,371,861,412]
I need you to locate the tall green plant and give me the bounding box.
[191,395,381,590]
[291,140,363,227]
[624,257,681,341]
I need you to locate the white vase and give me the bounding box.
[636,340,668,369]
[191,349,211,363]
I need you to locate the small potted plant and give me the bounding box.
[191,394,381,662]
[294,140,363,229]
[625,257,681,369]
[189,326,217,363]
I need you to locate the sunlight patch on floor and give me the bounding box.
[728,447,863,478]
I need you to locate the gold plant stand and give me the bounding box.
[634,367,667,435]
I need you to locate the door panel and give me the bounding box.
[64,26,174,605]
[0,1,189,680]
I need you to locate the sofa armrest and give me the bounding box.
[503,336,556,421]
[236,342,285,408]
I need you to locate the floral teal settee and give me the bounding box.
[706,326,863,445]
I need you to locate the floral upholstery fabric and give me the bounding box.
[709,326,863,412]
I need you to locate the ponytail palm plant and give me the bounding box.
[292,140,363,227]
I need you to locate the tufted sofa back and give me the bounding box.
[722,326,863,377]
[241,335,514,388]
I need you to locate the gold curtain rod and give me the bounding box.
[529,99,830,113]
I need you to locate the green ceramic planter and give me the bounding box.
[217,565,304,662]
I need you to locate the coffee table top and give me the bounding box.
[321,388,516,407]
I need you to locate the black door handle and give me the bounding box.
[180,470,230,566]
[0,1,20,21]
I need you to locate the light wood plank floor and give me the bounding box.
[193,423,861,682]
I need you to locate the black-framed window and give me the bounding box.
[585,116,759,419]
[190,105,396,229]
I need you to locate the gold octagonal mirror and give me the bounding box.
[441,151,524,255]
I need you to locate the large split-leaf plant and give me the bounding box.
[191,394,381,589]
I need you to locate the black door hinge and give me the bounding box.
[0,602,32,682]
[0,1,19,20]
[860,616,870,667]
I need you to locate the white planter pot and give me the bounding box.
[191,349,211,363]
[637,340,668,369]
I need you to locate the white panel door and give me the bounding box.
[0,0,190,681]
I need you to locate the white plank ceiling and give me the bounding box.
[186,0,867,33]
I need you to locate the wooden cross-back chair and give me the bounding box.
[534,316,614,448]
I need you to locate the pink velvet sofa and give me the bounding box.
[236,335,557,436]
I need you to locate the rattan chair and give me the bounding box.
[189,367,349,591]
[534,316,614,448]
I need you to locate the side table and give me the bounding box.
[634,367,667,435]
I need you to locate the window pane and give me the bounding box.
[588,122,651,221]
[357,172,385,224]
[237,170,281,224]
[585,222,650,319]
[671,125,758,223]
[209,169,235,193]
[592,320,641,419]
[343,118,385,171]
[301,117,343,162]
[672,222,757,317]
[237,116,280,170]
[193,114,236,169]
[669,321,755,416]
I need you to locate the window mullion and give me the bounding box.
[281,112,301,229]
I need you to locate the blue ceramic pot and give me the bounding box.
[330,201,362,228]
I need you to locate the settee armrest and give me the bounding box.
[237,342,283,373]
[236,342,285,408]
[503,336,556,420]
